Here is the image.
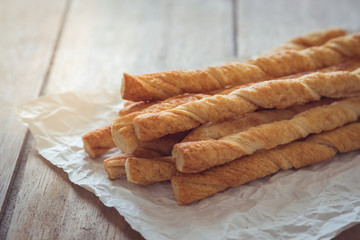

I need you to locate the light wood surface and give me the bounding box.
[0,0,67,218]
[1,0,360,239]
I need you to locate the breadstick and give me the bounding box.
[263,28,346,55]
[262,28,346,56]
[103,155,127,179]
[125,156,176,185]
[103,148,165,179]
[183,98,333,142]
[121,99,334,184]
[84,59,360,158]
[133,69,360,141]
[118,101,157,116]
[122,33,360,101]
[112,93,210,152]
[83,101,158,158]
[173,97,360,173]
[82,125,115,158]
[171,122,360,204]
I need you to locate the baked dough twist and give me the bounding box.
[125,156,176,185]
[183,98,333,142]
[122,33,360,101]
[103,148,165,179]
[84,59,360,158]
[113,99,333,184]
[112,93,208,152]
[171,122,360,204]
[82,125,115,158]
[263,28,346,55]
[133,69,360,141]
[172,97,360,173]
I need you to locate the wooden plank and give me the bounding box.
[44,0,234,94]
[0,0,67,218]
[236,0,360,238]
[2,0,234,239]
[236,0,360,60]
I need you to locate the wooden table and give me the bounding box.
[1,0,360,239]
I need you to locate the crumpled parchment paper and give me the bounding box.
[15,88,360,240]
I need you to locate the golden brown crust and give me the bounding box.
[121,63,267,101]
[122,33,360,101]
[125,157,177,185]
[173,97,360,173]
[83,60,360,158]
[263,28,347,55]
[113,99,333,184]
[103,148,165,180]
[112,93,208,152]
[182,99,334,142]
[307,122,360,153]
[171,122,360,205]
[118,101,157,116]
[82,125,116,158]
[103,155,127,179]
[133,70,360,141]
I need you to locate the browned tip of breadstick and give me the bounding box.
[104,155,127,179]
[111,124,134,153]
[125,157,176,185]
[121,73,173,102]
[82,125,116,158]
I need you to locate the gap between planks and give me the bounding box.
[232,0,238,57]
[0,0,72,235]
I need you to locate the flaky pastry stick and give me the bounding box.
[122,33,360,101]
[125,156,176,185]
[103,155,127,179]
[263,27,346,55]
[133,69,360,141]
[112,93,211,153]
[119,99,333,184]
[171,122,360,204]
[82,125,115,158]
[103,148,165,179]
[173,97,360,173]
[86,59,360,158]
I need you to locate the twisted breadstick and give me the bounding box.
[112,93,208,152]
[103,155,127,179]
[84,60,360,157]
[173,97,360,173]
[118,101,157,116]
[263,28,346,55]
[103,148,164,179]
[171,122,360,204]
[133,69,360,141]
[122,33,360,101]
[125,156,176,185]
[86,61,360,158]
[117,99,333,184]
[82,125,115,158]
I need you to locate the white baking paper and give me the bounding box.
[15,88,360,240]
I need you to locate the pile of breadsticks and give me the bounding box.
[82,28,360,205]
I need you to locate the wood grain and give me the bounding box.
[1,0,233,239]
[44,0,234,94]
[0,0,67,218]
[2,0,360,239]
[236,0,360,60]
